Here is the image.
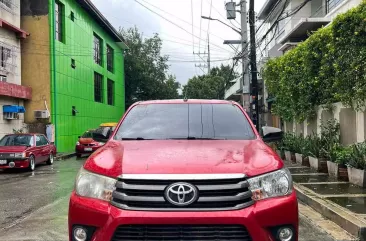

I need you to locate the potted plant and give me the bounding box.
[283,133,295,162]
[327,144,350,179]
[300,136,311,167]
[293,135,305,165]
[347,143,366,187]
[309,119,340,173]
[307,135,324,171]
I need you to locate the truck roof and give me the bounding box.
[136,99,237,105]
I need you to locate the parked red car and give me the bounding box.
[75,130,105,158]
[0,133,56,171]
[69,100,297,241]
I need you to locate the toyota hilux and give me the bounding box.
[68,99,297,241]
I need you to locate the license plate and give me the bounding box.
[0,160,7,165]
[84,148,93,152]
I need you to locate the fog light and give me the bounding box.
[73,227,87,241]
[278,227,293,241]
[9,162,15,168]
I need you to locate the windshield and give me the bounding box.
[114,103,255,140]
[0,135,33,146]
[81,131,94,138]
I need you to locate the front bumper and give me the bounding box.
[0,159,29,169]
[68,191,298,241]
[75,145,100,154]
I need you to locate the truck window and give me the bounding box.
[115,103,255,140]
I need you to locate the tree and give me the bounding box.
[182,64,239,99]
[120,27,180,109]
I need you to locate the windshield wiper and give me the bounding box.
[168,137,226,140]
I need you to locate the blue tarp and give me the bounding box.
[3,105,26,113]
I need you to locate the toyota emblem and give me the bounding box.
[165,182,198,206]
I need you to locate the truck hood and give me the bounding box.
[84,140,283,178]
[0,146,28,153]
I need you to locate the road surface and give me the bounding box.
[0,157,341,241]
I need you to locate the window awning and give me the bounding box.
[3,105,26,113]
[278,18,331,45]
[0,18,29,39]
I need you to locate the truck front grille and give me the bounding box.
[111,225,252,241]
[111,175,254,211]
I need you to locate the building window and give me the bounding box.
[326,0,344,14]
[94,34,102,66]
[1,46,11,68]
[107,45,114,72]
[0,0,12,9]
[107,79,114,105]
[70,11,75,21]
[0,75,7,82]
[55,1,64,42]
[94,72,103,103]
[71,58,76,68]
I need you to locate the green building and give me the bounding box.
[21,0,127,152]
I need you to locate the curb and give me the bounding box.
[55,153,76,161]
[295,183,366,240]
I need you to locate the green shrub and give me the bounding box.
[263,1,366,120]
[334,145,353,166]
[348,143,366,170]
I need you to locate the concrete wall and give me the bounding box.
[20,14,51,123]
[287,103,364,145]
[325,0,362,20]
[0,0,26,137]
[0,0,20,27]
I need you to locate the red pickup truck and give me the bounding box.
[69,99,297,241]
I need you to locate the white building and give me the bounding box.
[256,0,362,128]
[0,0,31,136]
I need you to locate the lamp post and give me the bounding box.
[201,16,241,35]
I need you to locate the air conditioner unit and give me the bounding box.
[3,112,18,120]
[34,110,50,119]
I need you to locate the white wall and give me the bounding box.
[0,0,20,27]
[0,97,24,137]
[289,102,364,145]
[0,0,25,137]
[325,0,362,20]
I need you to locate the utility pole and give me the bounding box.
[207,35,211,74]
[194,35,211,75]
[240,0,249,112]
[249,0,259,131]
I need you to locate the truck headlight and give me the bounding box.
[247,168,292,201]
[75,167,116,201]
[14,153,25,158]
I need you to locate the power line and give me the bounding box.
[133,0,231,52]
[135,0,228,43]
[199,0,204,51]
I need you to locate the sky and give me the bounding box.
[91,0,266,86]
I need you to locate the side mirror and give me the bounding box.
[78,136,81,139]
[261,126,283,143]
[50,142,54,145]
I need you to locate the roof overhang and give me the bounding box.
[258,0,280,20]
[117,42,129,50]
[0,19,29,39]
[76,0,128,47]
[278,42,299,52]
[278,18,331,45]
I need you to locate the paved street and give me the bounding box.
[0,157,340,241]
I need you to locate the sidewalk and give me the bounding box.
[55,152,75,161]
[284,159,366,240]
